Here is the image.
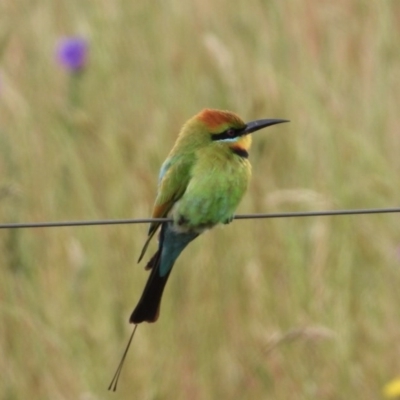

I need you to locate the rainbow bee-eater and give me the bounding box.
[109,109,288,390]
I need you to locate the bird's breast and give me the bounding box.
[170,151,251,233]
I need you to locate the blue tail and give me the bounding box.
[130,223,198,323]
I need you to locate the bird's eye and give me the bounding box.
[226,128,235,137]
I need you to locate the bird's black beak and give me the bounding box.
[243,118,289,135]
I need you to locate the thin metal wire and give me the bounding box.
[0,207,399,229]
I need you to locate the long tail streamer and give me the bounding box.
[108,324,138,392]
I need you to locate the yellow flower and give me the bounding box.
[384,378,400,398]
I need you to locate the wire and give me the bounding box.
[0,207,399,229]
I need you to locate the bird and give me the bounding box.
[108,109,288,390]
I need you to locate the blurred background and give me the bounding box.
[1,0,400,399]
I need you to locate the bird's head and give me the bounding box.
[178,109,288,156]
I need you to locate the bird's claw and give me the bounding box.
[223,216,234,224]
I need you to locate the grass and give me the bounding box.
[1,0,400,398]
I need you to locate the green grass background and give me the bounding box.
[1,0,400,398]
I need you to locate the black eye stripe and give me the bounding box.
[211,127,243,141]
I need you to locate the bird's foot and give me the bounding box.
[223,215,234,225]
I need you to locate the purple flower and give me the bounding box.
[56,37,88,72]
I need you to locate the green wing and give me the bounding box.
[137,154,194,263]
